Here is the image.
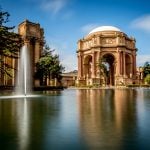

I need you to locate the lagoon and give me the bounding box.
[0,88,150,150]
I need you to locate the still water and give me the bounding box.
[0,88,150,150]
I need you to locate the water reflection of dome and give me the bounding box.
[88,26,121,35]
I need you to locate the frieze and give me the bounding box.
[119,37,125,44]
[101,38,116,45]
[125,40,134,49]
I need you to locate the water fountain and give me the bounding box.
[0,45,39,99]
[15,45,32,96]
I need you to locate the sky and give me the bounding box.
[1,0,150,72]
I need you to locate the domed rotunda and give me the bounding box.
[77,25,137,86]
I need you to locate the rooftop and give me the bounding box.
[88,26,121,35]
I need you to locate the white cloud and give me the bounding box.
[81,23,99,34]
[61,54,77,72]
[41,0,69,14]
[137,54,150,66]
[131,14,150,32]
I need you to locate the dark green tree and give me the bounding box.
[0,7,22,76]
[98,58,109,85]
[143,61,150,78]
[35,44,65,85]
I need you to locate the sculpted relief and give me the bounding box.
[125,40,134,49]
[101,38,116,45]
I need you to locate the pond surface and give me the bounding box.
[0,88,150,150]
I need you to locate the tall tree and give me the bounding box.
[0,7,22,76]
[35,44,65,86]
[143,61,150,78]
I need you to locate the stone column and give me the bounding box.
[78,53,83,79]
[92,52,95,78]
[133,53,137,76]
[34,40,42,86]
[118,51,121,75]
[116,48,121,76]
[123,51,126,77]
[96,51,100,78]
[120,51,123,75]
[130,55,133,78]
[35,41,40,64]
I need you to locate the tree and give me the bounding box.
[35,44,65,86]
[144,74,150,84]
[0,7,22,77]
[98,58,109,85]
[143,61,150,78]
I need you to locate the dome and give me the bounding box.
[88,26,121,35]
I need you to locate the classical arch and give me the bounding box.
[77,26,137,86]
[101,53,116,85]
[83,55,92,78]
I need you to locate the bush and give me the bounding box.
[144,74,150,84]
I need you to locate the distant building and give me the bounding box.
[61,70,77,87]
[77,26,138,86]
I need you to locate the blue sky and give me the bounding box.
[1,0,150,71]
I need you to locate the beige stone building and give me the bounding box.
[77,26,137,86]
[61,71,77,87]
[0,20,44,87]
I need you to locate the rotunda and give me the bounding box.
[77,25,137,86]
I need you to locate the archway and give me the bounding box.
[101,54,115,85]
[84,55,92,79]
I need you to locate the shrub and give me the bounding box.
[144,74,150,84]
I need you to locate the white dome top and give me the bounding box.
[88,26,121,35]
